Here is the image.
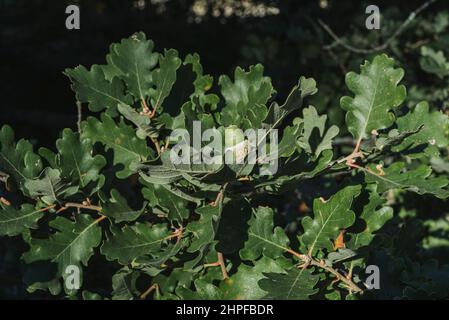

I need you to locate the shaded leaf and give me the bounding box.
[0,204,47,236]
[64,65,132,114]
[39,128,106,189]
[82,113,152,179]
[220,64,274,129]
[300,185,361,255]
[24,168,78,205]
[23,215,103,294]
[101,222,171,264]
[101,189,147,223]
[259,267,319,299]
[365,162,449,199]
[0,125,42,194]
[240,207,290,261]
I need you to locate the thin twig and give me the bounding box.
[150,137,161,155]
[204,252,229,280]
[309,259,362,293]
[319,0,438,54]
[0,197,11,206]
[62,202,102,212]
[286,248,363,293]
[76,101,82,133]
[140,283,159,300]
[217,252,229,279]
[212,182,229,207]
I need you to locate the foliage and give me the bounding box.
[1,31,448,300]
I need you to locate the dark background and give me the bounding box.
[0,0,443,146]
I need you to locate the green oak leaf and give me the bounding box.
[348,187,393,250]
[278,120,303,157]
[101,222,171,264]
[111,267,140,300]
[240,207,290,261]
[101,189,147,223]
[187,205,220,253]
[257,150,334,193]
[300,185,361,255]
[81,113,152,179]
[106,32,159,102]
[24,168,79,205]
[142,183,191,221]
[0,125,42,194]
[177,256,286,300]
[22,215,103,294]
[82,291,104,300]
[297,106,339,158]
[176,278,222,300]
[341,54,406,141]
[184,53,219,110]
[393,101,449,157]
[39,128,106,189]
[133,239,186,277]
[117,104,159,139]
[259,267,319,299]
[265,76,318,127]
[149,49,182,115]
[219,256,285,299]
[64,65,132,114]
[136,150,222,185]
[346,186,393,270]
[220,64,274,129]
[365,162,449,199]
[0,203,48,236]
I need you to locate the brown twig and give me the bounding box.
[0,197,11,206]
[150,137,161,155]
[286,247,362,293]
[211,182,229,207]
[309,259,362,293]
[62,202,103,212]
[217,252,229,279]
[76,101,82,133]
[204,252,229,280]
[94,214,107,223]
[140,283,159,300]
[149,92,163,118]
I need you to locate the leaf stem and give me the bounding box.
[309,259,362,293]
[212,182,229,207]
[286,248,362,293]
[62,202,102,212]
[0,197,11,206]
[217,252,229,279]
[204,252,229,280]
[140,283,159,300]
[150,137,161,155]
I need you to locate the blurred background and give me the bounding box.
[1,0,448,147]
